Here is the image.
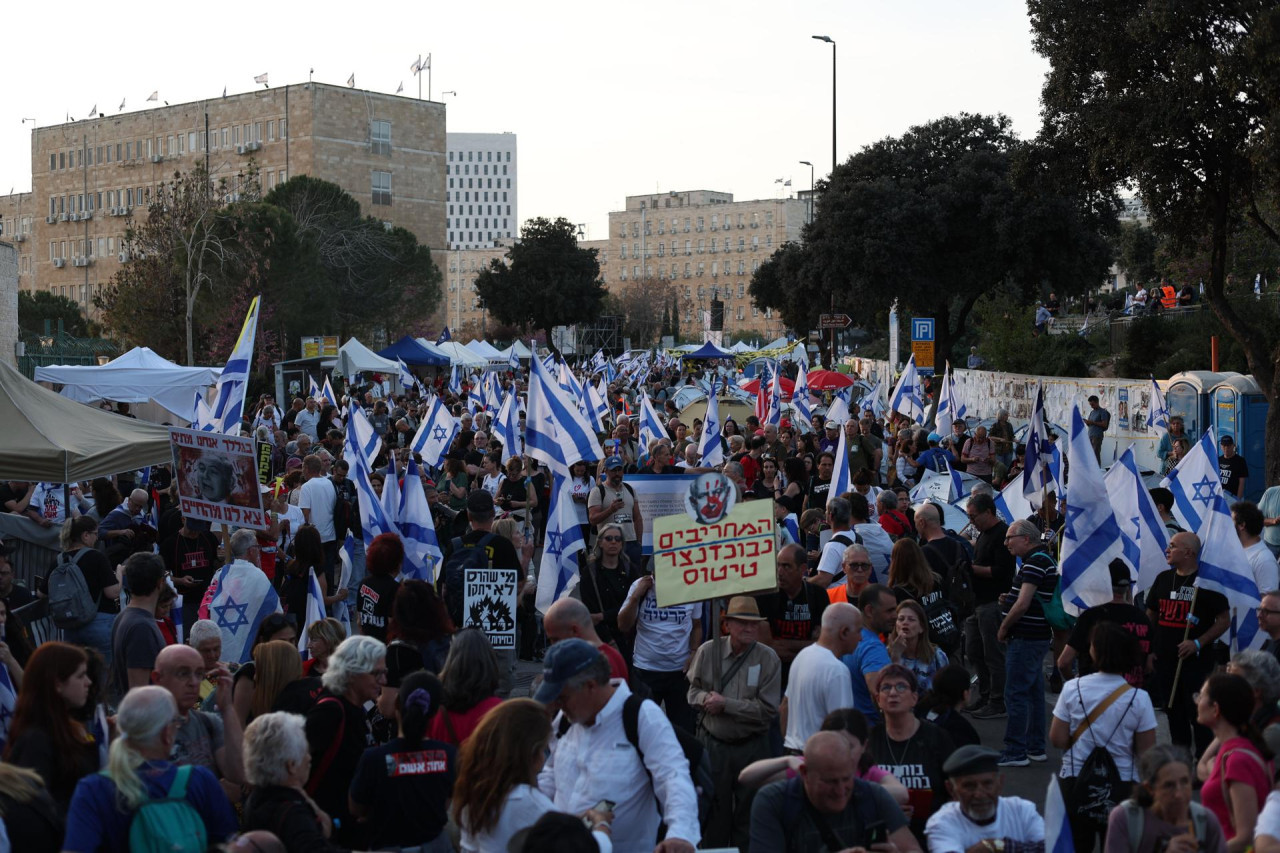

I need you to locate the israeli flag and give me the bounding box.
[381,452,401,531]
[483,372,502,419]
[1044,777,1073,853]
[448,364,463,396]
[193,390,214,430]
[203,560,282,664]
[1162,428,1263,649]
[1104,446,1170,594]
[321,375,340,409]
[526,341,604,475]
[1022,385,1055,502]
[859,377,886,420]
[437,326,452,344]
[308,374,322,402]
[351,437,396,548]
[589,348,606,371]
[829,425,851,505]
[943,458,965,503]
[206,296,260,434]
[824,392,851,426]
[637,391,666,455]
[585,379,608,435]
[889,354,926,425]
[492,390,523,464]
[297,568,327,659]
[399,455,443,581]
[765,364,783,428]
[1147,375,1169,437]
[933,362,967,436]
[335,534,355,635]
[467,375,484,414]
[698,378,725,467]
[535,473,587,611]
[344,404,383,467]
[791,363,814,435]
[508,345,520,371]
[411,395,459,468]
[993,474,1035,526]
[1059,407,1127,616]
[397,358,420,395]
[0,655,15,753]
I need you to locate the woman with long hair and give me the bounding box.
[351,671,454,851]
[231,617,301,728]
[567,459,595,543]
[4,642,96,815]
[917,664,980,747]
[57,515,121,666]
[427,628,503,746]
[777,457,808,516]
[1050,622,1157,851]
[279,525,346,623]
[302,618,346,677]
[576,521,641,650]
[62,686,237,851]
[356,533,403,644]
[1106,744,1227,853]
[887,600,948,693]
[444,457,470,512]
[1195,671,1273,851]
[886,539,957,653]
[240,640,308,726]
[0,763,62,852]
[86,478,120,523]
[0,596,32,679]
[454,698,611,853]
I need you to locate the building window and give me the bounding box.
[188,132,197,152]
[371,120,391,155]
[268,120,276,142]
[372,171,392,205]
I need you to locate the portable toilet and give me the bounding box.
[1211,375,1268,502]
[1164,371,1240,440]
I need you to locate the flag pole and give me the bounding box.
[1168,587,1200,701]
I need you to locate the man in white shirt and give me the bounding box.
[537,639,699,853]
[808,496,856,588]
[294,397,322,441]
[618,573,701,733]
[297,455,338,588]
[781,602,861,752]
[1235,501,1280,597]
[925,745,1045,853]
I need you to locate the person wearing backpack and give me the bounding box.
[439,490,519,640]
[994,519,1058,766]
[1050,622,1157,851]
[536,638,702,853]
[54,516,120,668]
[62,685,237,853]
[1105,744,1227,853]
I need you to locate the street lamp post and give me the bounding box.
[799,160,815,225]
[812,35,836,174]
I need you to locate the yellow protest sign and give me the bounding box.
[653,501,778,607]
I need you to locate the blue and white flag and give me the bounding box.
[437,326,452,344]
[308,374,322,402]
[411,395,459,468]
[584,379,607,435]
[334,534,355,635]
[344,404,383,466]
[507,345,520,371]
[448,364,463,396]
[637,391,666,456]
[589,349,607,372]
[1059,406,1127,616]
[1163,427,1262,649]
[492,390,523,464]
[824,392,851,426]
[483,372,502,419]
[1022,385,1056,502]
[0,651,15,753]
[993,474,1035,526]
[1147,375,1169,437]
[535,473,587,611]
[381,452,402,533]
[829,425,851,505]
[193,390,214,429]
[933,362,967,436]
[858,377,886,420]
[593,378,611,427]
[296,567,327,659]
[1044,777,1074,853]
[889,354,926,425]
[1105,446,1170,594]
[399,455,443,581]
[698,378,725,467]
[792,363,814,435]
[765,363,783,428]
[205,295,260,434]
[466,375,484,415]
[321,374,339,409]
[943,458,965,503]
[397,358,420,395]
[350,436,395,548]
[526,342,604,476]
[204,559,282,665]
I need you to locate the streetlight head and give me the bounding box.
[812,35,834,43]
[799,160,812,166]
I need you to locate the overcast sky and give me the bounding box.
[1,0,1049,241]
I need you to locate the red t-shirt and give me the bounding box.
[599,642,629,683]
[426,695,502,746]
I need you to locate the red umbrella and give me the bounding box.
[739,376,795,400]
[806,370,856,390]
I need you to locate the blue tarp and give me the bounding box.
[377,335,450,366]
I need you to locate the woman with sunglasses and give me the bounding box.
[576,522,641,652]
[867,663,957,844]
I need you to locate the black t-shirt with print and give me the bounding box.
[756,585,830,686]
[1145,568,1228,663]
[868,720,957,843]
[358,575,400,643]
[1219,454,1249,496]
[1067,602,1151,687]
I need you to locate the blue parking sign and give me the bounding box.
[911,317,935,342]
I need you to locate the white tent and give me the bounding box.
[428,340,488,368]
[465,339,507,362]
[729,341,757,354]
[334,338,400,378]
[498,340,533,361]
[34,347,221,421]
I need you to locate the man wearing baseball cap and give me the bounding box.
[536,639,700,853]
[588,456,644,568]
[1057,557,1152,687]
[686,597,781,849]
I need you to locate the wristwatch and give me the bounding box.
[983,840,1005,853]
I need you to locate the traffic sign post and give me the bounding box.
[911,317,936,376]
[819,313,852,329]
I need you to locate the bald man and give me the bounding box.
[98,487,151,545]
[543,597,629,682]
[750,730,917,851]
[152,644,245,792]
[1146,531,1230,756]
[781,603,861,753]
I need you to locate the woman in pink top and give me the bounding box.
[426,629,503,747]
[1196,672,1273,852]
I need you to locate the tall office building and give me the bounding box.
[445,132,517,249]
[0,83,446,318]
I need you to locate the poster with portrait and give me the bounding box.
[169,427,268,530]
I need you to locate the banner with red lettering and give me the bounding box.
[169,427,268,530]
[653,500,778,607]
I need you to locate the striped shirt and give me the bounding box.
[1003,549,1057,641]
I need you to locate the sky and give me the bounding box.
[0,0,1050,241]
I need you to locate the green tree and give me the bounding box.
[18,291,92,337]
[474,217,606,354]
[1029,0,1280,477]
[751,113,1112,368]
[1113,222,1160,286]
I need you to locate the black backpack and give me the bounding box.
[439,533,497,626]
[1063,681,1137,827]
[929,537,976,621]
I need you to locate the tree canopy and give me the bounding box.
[474,217,606,352]
[749,113,1112,367]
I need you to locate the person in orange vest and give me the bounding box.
[1161,281,1178,309]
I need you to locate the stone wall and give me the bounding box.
[0,241,17,367]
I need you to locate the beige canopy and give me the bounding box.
[0,359,174,482]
